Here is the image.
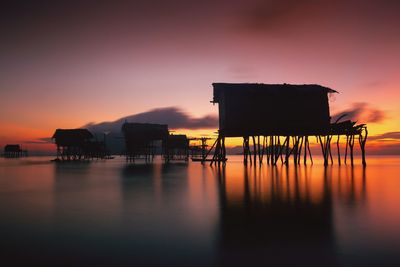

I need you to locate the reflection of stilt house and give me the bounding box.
[121,123,169,162]
[164,134,189,162]
[210,83,367,166]
[52,129,93,161]
[216,166,337,266]
[3,144,28,158]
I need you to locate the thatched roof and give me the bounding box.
[4,144,21,152]
[212,83,337,136]
[212,83,337,103]
[52,129,93,146]
[167,134,188,149]
[121,123,169,141]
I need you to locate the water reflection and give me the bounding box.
[214,164,367,266]
[1,156,400,266]
[119,162,217,267]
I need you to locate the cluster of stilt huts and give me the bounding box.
[1,144,28,158]
[121,122,189,162]
[51,125,192,162]
[52,129,111,161]
[48,83,367,166]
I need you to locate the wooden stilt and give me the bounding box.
[337,135,341,165]
[292,136,298,165]
[303,137,307,165]
[252,136,257,165]
[359,127,368,166]
[318,136,328,166]
[297,136,303,165]
[202,137,217,164]
[308,137,313,164]
[248,138,252,165]
[344,135,349,165]
[328,135,333,165]
[274,136,284,165]
[210,137,221,166]
[243,137,247,164]
[221,136,226,165]
[349,135,355,166]
[270,136,275,165]
[260,136,266,163]
[284,136,290,165]
[266,136,271,165]
[257,136,262,164]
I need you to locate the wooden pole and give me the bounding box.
[270,136,275,165]
[308,137,313,164]
[303,136,308,165]
[344,135,349,165]
[266,136,271,165]
[252,136,257,165]
[359,127,368,166]
[349,135,355,166]
[318,136,327,166]
[257,136,262,164]
[285,136,290,165]
[222,136,226,164]
[328,135,334,165]
[297,136,303,165]
[243,137,247,164]
[260,136,266,163]
[337,135,341,165]
[275,136,285,165]
[292,137,297,165]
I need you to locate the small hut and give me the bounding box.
[121,122,169,162]
[209,83,367,166]
[164,134,189,162]
[52,129,93,161]
[3,144,28,158]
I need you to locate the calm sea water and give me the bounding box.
[1,155,400,266]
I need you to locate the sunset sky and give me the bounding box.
[1,0,400,154]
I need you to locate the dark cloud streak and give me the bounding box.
[23,137,52,144]
[331,102,385,124]
[84,107,218,133]
[369,132,400,141]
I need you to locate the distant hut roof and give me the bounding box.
[4,144,21,152]
[52,129,93,146]
[167,134,189,149]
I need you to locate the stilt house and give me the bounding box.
[3,144,27,158]
[210,83,367,166]
[164,134,189,161]
[121,122,169,162]
[52,129,93,160]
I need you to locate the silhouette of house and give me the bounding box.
[212,83,336,136]
[3,144,27,158]
[52,129,93,160]
[164,134,189,161]
[209,83,367,166]
[121,122,169,162]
